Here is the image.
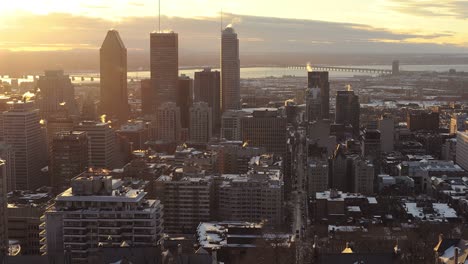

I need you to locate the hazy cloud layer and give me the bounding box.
[0,12,466,53]
[389,0,468,19]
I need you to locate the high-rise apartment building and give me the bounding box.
[150,32,178,108]
[189,102,212,143]
[194,68,221,134]
[74,121,115,169]
[307,71,330,119]
[100,29,129,121]
[335,90,360,137]
[221,27,240,112]
[37,70,76,119]
[241,110,287,155]
[155,102,181,143]
[42,173,163,263]
[3,101,46,189]
[352,157,375,195]
[50,131,88,192]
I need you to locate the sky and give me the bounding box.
[0,0,468,53]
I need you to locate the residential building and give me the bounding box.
[189,102,212,143]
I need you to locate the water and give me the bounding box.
[2,64,468,85]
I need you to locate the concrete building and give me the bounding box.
[46,111,75,147]
[307,71,330,119]
[241,109,287,155]
[8,190,52,255]
[307,159,329,194]
[50,131,88,192]
[307,119,337,157]
[116,121,149,151]
[3,101,46,190]
[441,138,457,162]
[99,30,129,121]
[74,121,116,169]
[361,129,381,163]
[221,110,247,141]
[450,113,467,134]
[335,90,360,137]
[221,27,240,111]
[154,175,212,234]
[189,102,212,143]
[0,143,15,192]
[456,131,468,171]
[42,172,163,263]
[150,32,178,108]
[155,102,181,143]
[37,70,75,119]
[194,68,221,134]
[352,157,374,195]
[378,115,394,153]
[209,141,265,174]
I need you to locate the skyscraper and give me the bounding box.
[189,102,212,143]
[194,68,221,134]
[307,71,330,119]
[50,131,88,193]
[335,90,360,137]
[99,29,129,121]
[0,161,7,251]
[37,70,75,119]
[305,86,322,122]
[221,27,240,112]
[3,101,46,190]
[150,32,178,108]
[74,121,116,169]
[156,102,181,143]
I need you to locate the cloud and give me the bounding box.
[0,11,465,54]
[388,0,468,19]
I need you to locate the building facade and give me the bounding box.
[221,27,241,112]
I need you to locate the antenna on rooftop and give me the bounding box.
[158,0,161,33]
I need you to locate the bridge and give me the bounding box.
[287,65,393,75]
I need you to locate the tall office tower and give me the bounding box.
[450,113,467,134]
[177,74,193,129]
[42,173,163,262]
[307,71,330,119]
[378,114,394,153]
[189,102,212,143]
[352,157,374,195]
[221,27,241,112]
[140,79,153,116]
[307,159,329,194]
[154,175,212,234]
[3,101,46,190]
[150,32,178,108]
[221,110,247,141]
[305,86,322,122]
[456,131,468,171]
[75,121,115,169]
[37,70,76,119]
[0,161,7,251]
[241,110,287,155]
[307,120,337,157]
[362,129,381,162]
[330,145,353,192]
[50,131,88,193]
[335,90,360,137]
[156,102,181,143]
[194,68,221,134]
[100,29,129,121]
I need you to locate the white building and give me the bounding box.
[42,172,163,263]
[189,102,212,143]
